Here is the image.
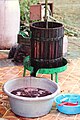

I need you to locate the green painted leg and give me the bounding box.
[55,73,58,83]
[51,74,53,80]
[23,67,26,77]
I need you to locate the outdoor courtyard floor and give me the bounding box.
[0,38,80,120]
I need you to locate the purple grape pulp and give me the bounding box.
[11,87,52,98]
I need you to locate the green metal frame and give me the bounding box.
[23,56,67,83]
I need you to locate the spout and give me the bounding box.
[30,67,39,77]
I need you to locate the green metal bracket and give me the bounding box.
[23,56,67,83]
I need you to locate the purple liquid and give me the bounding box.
[11,87,52,98]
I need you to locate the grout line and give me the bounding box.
[0,66,23,80]
[7,68,23,80]
[70,59,80,93]
[2,108,11,118]
[3,116,19,120]
[0,66,17,78]
[2,107,19,119]
[74,114,77,120]
[70,80,79,93]
[39,74,45,78]
[60,59,79,86]
[55,113,60,120]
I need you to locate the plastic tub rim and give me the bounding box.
[3,77,60,102]
[55,93,80,107]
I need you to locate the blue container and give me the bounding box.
[54,94,80,114]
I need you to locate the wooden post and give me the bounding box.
[45,0,48,28]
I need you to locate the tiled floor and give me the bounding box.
[0,51,80,120]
